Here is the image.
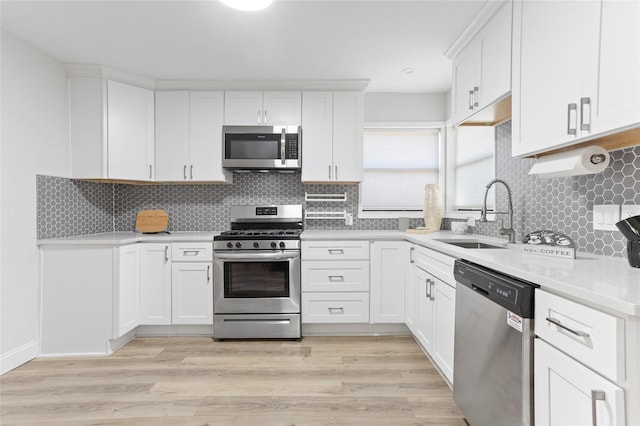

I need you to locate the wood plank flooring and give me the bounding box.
[0,336,466,425]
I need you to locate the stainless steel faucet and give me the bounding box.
[479,178,516,243]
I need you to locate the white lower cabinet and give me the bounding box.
[535,339,625,426]
[139,244,172,325]
[370,241,407,324]
[171,262,213,325]
[408,244,456,384]
[301,240,370,324]
[535,290,627,426]
[115,244,140,337]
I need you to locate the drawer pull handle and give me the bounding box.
[183,250,200,256]
[328,275,345,281]
[546,317,590,338]
[591,390,606,426]
[328,249,344,255]
[328,307,345,314]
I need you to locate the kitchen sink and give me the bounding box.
[435,239,507,249]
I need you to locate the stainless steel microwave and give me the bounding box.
[222,125,301,170]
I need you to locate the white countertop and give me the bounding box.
[303,230,640,317]
[38,229,640,317]
[37,231,218,245]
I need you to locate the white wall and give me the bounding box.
[364,92,447,122]
[0,30,69,373]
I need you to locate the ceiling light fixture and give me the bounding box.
[401,67,415,74]
[219,0,274,11]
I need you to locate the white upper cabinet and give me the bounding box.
[155,91,231,183]
[68,72,155,181]
[301,91,364,183]
[224,91,301,125]
[451,1,512,125]
[512,0,640,157]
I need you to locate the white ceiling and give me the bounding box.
[0,0,486,93]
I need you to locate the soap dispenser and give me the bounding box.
[615,215,640,268]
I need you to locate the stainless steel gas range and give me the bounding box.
[213,205,303,339]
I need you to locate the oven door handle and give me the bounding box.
[214,251,299,261]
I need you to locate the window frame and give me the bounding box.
[358,122,445,219]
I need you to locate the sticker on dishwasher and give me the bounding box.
[507,311,523,333]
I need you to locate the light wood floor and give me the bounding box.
[0,335,466,426]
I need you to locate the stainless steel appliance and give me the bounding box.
[222,125,301,171]
[453,259,537,426]
[213,205,303,339]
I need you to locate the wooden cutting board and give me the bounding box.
[135,210,169,234]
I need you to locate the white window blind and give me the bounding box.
[452,126,495,210]
[361,127,440,211]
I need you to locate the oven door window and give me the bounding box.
[224,261,290,298]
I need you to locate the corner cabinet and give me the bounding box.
[301,91,364,183]
[451,1,511,125]
[115,245,140,336]
[155,91,231,183]
[224,91,301,125]
[512,0,640,157]
[68,73,155,181]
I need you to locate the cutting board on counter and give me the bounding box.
[135,210,169,234]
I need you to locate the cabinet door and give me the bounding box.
[171,262,213,325]
[370,241,406,324]
[139,244,172,325]
[535,339,625,426]
[512,0,600,157]
[415,267,434,353]
[332,92,364,182]
[433,279,455,383]
[452,42,481,124]
[263,91,301,125]
[301,91,334,182]
[115,245,140,337]
[155,91,189,181]
[189,91,231,182]
[224,91,263,125]
[107,80,155,180]
[591,0,640,135]
[405,246,417,333]
[479,2,511,107]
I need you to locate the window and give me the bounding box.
[445,126,496,217]
[359,125,443,217]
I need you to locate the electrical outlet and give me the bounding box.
[593,205,620,231]
[345,213,354,226]
[621,205,640,220]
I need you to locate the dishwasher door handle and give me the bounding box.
[470,284,489,297]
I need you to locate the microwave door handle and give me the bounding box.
[281,128,286,166]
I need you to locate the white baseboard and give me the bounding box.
[1,340,39,375]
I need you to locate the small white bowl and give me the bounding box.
[451,222,469,234]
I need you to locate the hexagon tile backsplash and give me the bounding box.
[37,120,639,259]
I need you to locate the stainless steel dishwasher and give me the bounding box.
[453,259,537,426]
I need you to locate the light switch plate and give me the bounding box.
[621,205,640,220]
[593,205,620,231]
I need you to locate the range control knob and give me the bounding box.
[270,242,277,249]
[226,242,233,249]
[253,242,260,248]
[279,241,286,249]
[235,242,242,249]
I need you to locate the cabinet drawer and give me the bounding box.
[302,293,369,323]
[535,290,625,382]
[302,240,369,260]
[414,246,455,285]
[172,243,212,262]
[302,260,369,292]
